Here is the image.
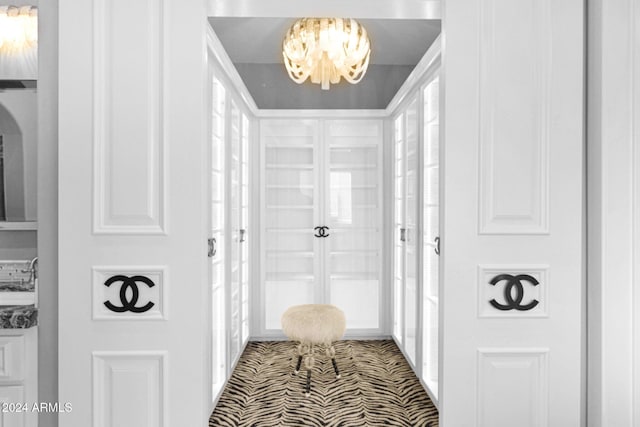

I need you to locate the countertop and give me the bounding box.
[0,281,35,292]
[0,305,37,328]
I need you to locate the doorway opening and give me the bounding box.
[205,7,443,423]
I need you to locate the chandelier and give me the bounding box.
[282,18,371,90]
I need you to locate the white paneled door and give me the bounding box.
[441,0,583,425]
[58,0,209,426]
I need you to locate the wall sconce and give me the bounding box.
[0,5,38,80]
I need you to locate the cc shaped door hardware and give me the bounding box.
[489,274,539,311]
[314,226,330,238]
[103,275,155,313]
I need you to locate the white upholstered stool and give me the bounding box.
[281,304,346,397]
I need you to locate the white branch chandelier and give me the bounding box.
[282,18,371,90]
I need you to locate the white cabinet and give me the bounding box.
[208,70,251,402]
[259,118,383,336]
[0,328,37,427]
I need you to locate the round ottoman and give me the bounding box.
[281,304,346,397]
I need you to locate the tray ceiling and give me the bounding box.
[208,17,441,109]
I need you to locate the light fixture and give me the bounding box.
[0,5,37,80]
[282,18,371,90]
[0,6,37,54]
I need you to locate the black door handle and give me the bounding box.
[434,236,440,255]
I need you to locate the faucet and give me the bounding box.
[20,257,38,283]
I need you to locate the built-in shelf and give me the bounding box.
[329,143,378,148]
[330,164,376,170]
[267,185,315,189]
[265,228,312,233]
[330,273,378,280]
[266,164,313,170]
[330,250,379,256]
[265,273,315,281]
[267,250,314,258]
[0,222,37,231]
[265,144,314,149]
[330,184,377,189]
[266,205,313,210]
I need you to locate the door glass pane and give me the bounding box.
[265,281,314,329]
[326,121,381,330]
[422,76,440,398]
[262,121,318,330]
[241,113,250,345]
[229,101,241,363]
[210,76,226,397]
[393,114,404,343]
[404,99,418,366]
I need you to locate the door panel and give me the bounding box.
[393,115,405,344]
[441,0,583,425]
[260,120,320,334]
[59,0,208,425]
[422,75,440,400]
[325,120,383,331]
[209,73,226,399]
[404,99,419,367]
[240,113,250,345]
[228,101,241,364]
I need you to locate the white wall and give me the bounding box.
[587,0,640,425]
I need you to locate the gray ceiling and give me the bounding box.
[208,17,441,109]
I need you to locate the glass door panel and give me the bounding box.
[262,120,319,332]
[240,113,249,345]
[229,101,241,364]
[404,99,419,366]
[422,76,440,398]
[325,120,382,331]
[210,76,226,398]
[393,115,405,343]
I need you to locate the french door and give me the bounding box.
[208,66,251,403]
[209,73,226,399]
[421,73,440,400]
[393,97,420,367]
[259,118,383,337]
[392,65,441,403]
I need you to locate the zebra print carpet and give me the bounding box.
[209,340,439,426]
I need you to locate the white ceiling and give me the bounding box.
[208,17,441,109]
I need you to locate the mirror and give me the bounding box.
[0,83,37,222]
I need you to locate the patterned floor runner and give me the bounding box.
[209,340,439,426]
